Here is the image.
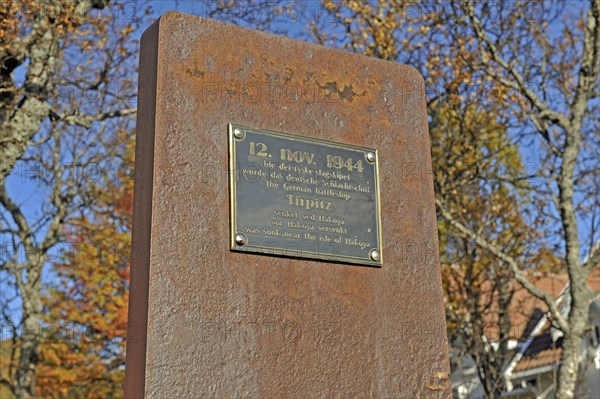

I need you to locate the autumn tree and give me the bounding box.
[432,103,537,398]
[210,1,600,397]
[432,2,600,397]
[0,1,144,397]
[37,135,133,398]
[1,1,596,398]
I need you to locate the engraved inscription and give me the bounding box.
[229,124,382,266]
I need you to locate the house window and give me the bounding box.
[592,326,600,346]
[521,378,537,389]
[527,378,538,387]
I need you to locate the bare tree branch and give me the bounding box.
[49,108,136,128]
[462,1,570,135]
[436,197,570,333]
[0,0,117,183]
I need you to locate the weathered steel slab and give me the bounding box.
[125,11,450,399]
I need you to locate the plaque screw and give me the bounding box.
[235,233,247,246]
[370,249,381,261]
[233,128,245,140]
[366,152,376,163]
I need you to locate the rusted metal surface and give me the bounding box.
[125,11,450,399]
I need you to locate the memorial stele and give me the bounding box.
[125,11,451,399]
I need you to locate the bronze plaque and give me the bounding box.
[229,124,382,266]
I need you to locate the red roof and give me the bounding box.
[513,333,562,372]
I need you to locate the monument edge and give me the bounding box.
[124,16,161,399]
